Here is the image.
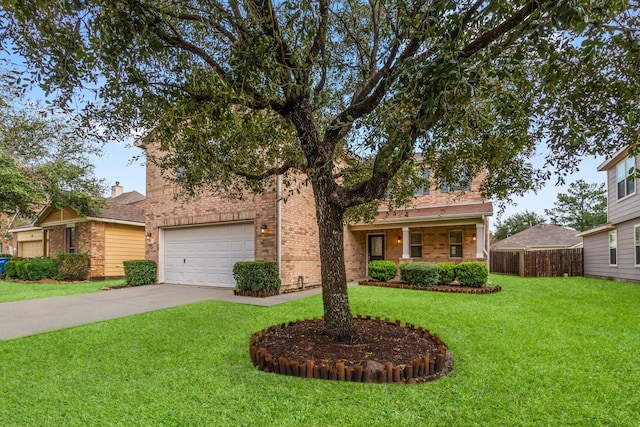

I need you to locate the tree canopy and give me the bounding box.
[493,210,547,241]
[544,179,608,231]
[0,68,105,219]
[2,0,638,339]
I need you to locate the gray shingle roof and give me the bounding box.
[493,224,582,250]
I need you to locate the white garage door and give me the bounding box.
[162,222,254,287]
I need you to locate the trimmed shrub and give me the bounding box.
[23,257,59,281]
[437,262,457,285]
[0,253,12,258]
[399,262,411,282]
[57,253,89,281]
[4,258,25,279]
[233,261,280,292]
[123,260,157,286]
[401,262,440,287]
[455,262,489,287]
[367,260,397,282]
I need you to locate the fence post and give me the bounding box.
[519,251,525,277]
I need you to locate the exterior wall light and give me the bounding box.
[261,223,268,234]
[472,233,477,241]
[397,236,402,244]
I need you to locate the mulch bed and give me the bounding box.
[250,315,453,384]
[359,280,502,294]
[234,289,280,298]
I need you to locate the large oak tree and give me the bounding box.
[2,0,638,340]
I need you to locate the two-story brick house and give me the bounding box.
[144,139,493,292]
[578,148,639,283]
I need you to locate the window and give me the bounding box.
[410,232,422,258]
[66,227,77,253]
[416,168,430,195]
[616,156,635,199]
[449,230,463,258]
[635,225,640,267]
[609,231,617,266]
[441,167,471,193]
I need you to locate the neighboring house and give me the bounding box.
[24,182,146,279]
[578,148,640,283]
[493,224,582,252]
[143,140,492,291]
[9,226,44,257]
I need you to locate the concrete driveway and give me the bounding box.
[0,284,325,341]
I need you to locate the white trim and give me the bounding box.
[577,223,615,237]
[609,230,618,267]
[635,224,640,268]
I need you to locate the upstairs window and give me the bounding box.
[609,231,617,266]
[617,157,635,199]
[441,167,471,193]
[415,168,430,195]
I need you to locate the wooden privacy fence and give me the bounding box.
[490,248,583,277]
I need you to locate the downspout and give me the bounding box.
[483,215,490,268]
[276,174,282,286]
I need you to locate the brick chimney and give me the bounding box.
[111,181,123,198]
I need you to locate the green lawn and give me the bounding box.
[0,279,124,303]
[1,276,638,426]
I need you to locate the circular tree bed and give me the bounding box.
[250,315,453,384]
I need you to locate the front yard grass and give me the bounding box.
[1,275,638,426]
[0,279,124,303]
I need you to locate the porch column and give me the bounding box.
[476,223,485,259]
[402,227,410,259]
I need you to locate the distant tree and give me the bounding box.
[544,180,607,232]
[493,210,547,241]
[0,69,105,218]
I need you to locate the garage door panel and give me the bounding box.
[163,222,254,287]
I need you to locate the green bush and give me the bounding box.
[367,260,397,282]
[123,260,157,286]
[399,262,411,282]
[0,253,12,258]
[233,261,280,292]
[23,257,59,281]
[4,258,24,279]
[437,262,456,285]
[57,253,89,281]
[401,262,440,287]
[455,262,489,287]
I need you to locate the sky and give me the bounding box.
[2,49,609,230]
[93,139,608,230]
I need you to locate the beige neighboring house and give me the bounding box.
[143,139,493,292]
[14,183,147,279]
[493,224,583,252]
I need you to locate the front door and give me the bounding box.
[368,234,385,262]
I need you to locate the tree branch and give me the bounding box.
[461,1,541,58]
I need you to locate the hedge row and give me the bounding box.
[369,260,488,287]
[233,261,281,292]
[123,260,157,286]
[4,257,59,281]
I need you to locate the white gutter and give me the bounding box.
[276,174,282,282]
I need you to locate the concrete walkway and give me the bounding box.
[0,284,326,341]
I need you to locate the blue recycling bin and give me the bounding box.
[0,257,9,275]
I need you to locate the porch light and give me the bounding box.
[145,231,152,241]
[472,233,477,241]
[261,223,268,234]
[397,236,402,244]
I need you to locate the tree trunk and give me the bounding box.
[312,176,354,341]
